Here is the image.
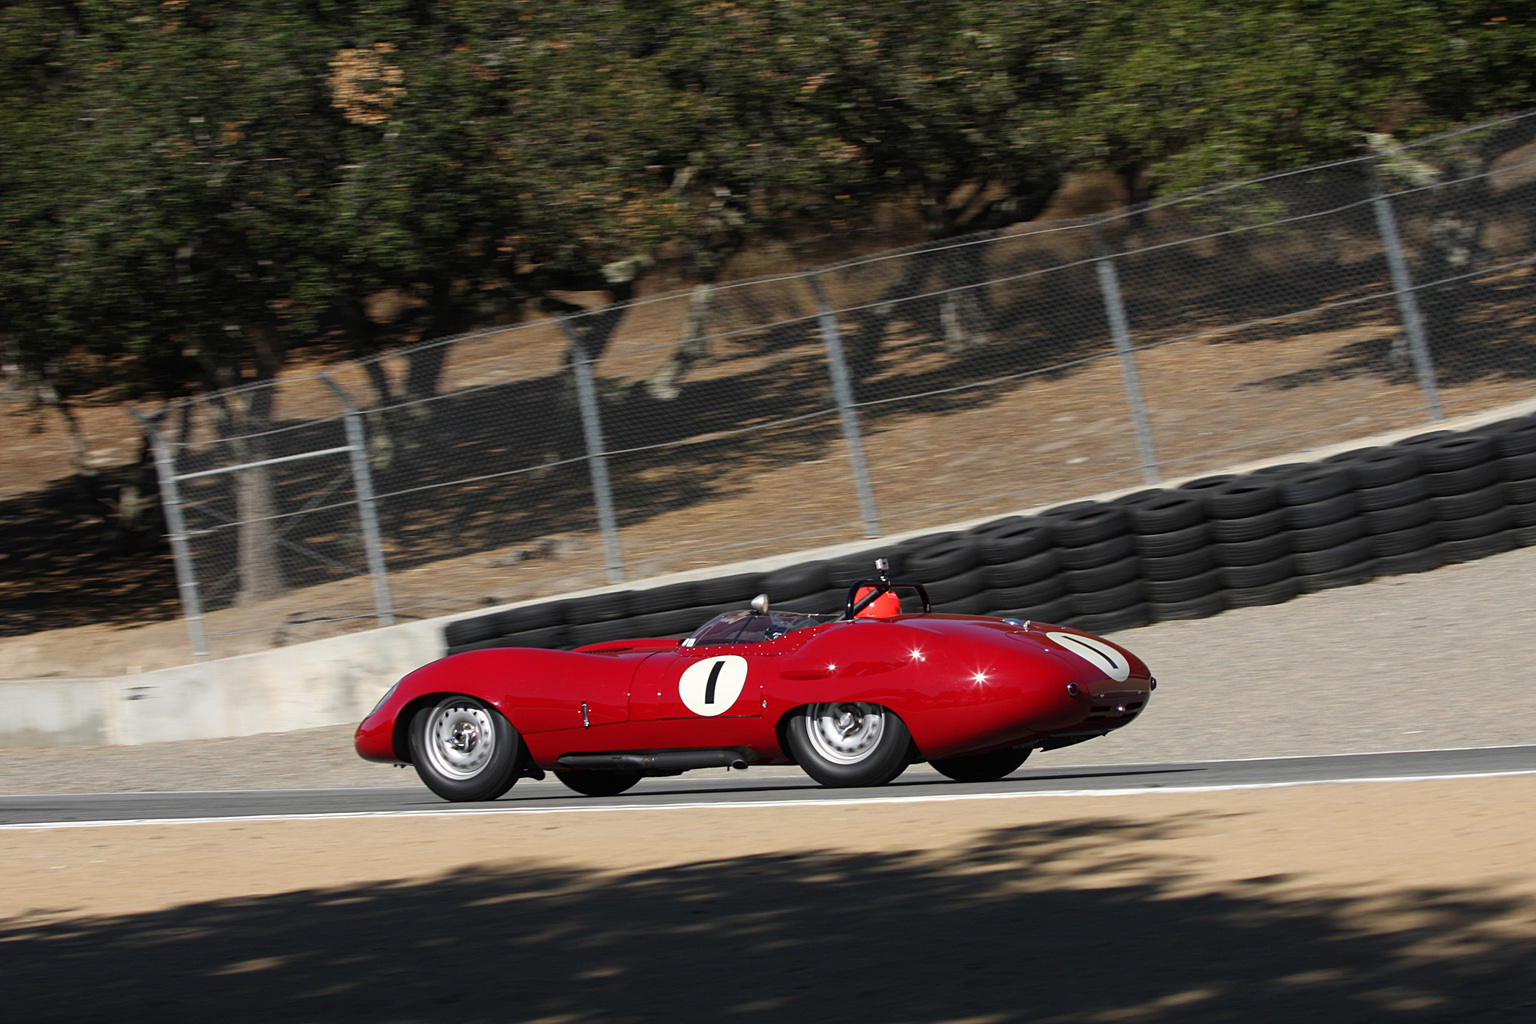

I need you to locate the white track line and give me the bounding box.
[5,768,1535,831]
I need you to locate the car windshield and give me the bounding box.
[683,609,838,646]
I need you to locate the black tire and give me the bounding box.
[1376,546,1444,576]
[629,581,698,615]
[1284,492,1357,529]
[1217,555,1294,589]
[1493,420,1536,457]
[778,589,847,614]
[1293,539,1372,575]
[1517,523,1536,547]
[930,748,1031,783]
[969,517,1053,563]
[1290,516,1365,553]
[924,566,989,605]
[829,551,902,587]
[555,770,642,797]
[1214,533,1291,567]
[1177,475,1239,501]
[1436,506,1512,541]
[1510,500,1536,527]
[764,561,831,601]
[988,596,1071,624]
[1345,447,1423,488]
[1056,533,1135,570]
[1122,491,1206,533]
[937,591,992,615]
[1415,434,1495,472]
[1144,569,1220,604]
[693,572,765,605]
[566,590,633,623]
[1222,577,1302,608]
[1041,503,1127,546]
[1068,579,1143,615]
[1367,522,1439,558]
[449,624,567,654]
[1251,462,1312,481]
[983,550,1061,589]
[409,696,520,802]
[1277,465,1354,505]
[1070,603,1151,633]
[1134,522,1210,558]
[1424,460,1501,497]
[902,535,978,580]
[1208,507,1287,543]
[631,606,712,636]
[1440,530,1515,562]
[567,618,640,648]
[1296,560,1376,593]
[1062,556,1139,593]
[1429,483,1505,521]
[784,703,913,787]
[1207,479,1281,519]
[1505,476,1536,505]
[1356,476,1430,512]
[1140,546,1216,581]
[1507,450,1536,482]
[985,576,1068,610]
[1150,590,1226,622]
[1361,499,1434,533]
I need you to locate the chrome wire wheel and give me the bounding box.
[804,702,887,765]
[422,700,498,780]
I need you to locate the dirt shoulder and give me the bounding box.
[4,776,1534,1022]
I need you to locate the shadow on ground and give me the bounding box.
[3,817,1533,1022]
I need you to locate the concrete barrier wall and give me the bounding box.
[5,397,1535,749]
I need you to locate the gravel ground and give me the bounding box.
[5,544,1535,795]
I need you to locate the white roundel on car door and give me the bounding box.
[1045,632,1132,682]
[678,655,750,716]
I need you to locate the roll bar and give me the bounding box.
[842,557,931,619]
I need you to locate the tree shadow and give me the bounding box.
[3,815,1532,1022]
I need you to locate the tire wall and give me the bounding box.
[443,417,1536,652]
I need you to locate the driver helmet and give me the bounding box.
[854,586,902,618]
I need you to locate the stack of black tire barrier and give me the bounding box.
[442,414,1536,653]
[1116,489,1221,622]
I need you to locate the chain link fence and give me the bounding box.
[139,111,1536,659]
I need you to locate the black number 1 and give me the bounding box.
[704,661,724,704]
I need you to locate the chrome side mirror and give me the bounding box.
[750,593,770,616]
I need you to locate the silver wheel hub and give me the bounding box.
[424,702,496,780]
[805,702,886,765]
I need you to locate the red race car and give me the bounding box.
[355,561,1155,801]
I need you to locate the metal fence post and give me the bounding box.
[559,319,625,583]
[319,374,394,626]
[129,407,209,661]
[1091,224,1162,484]
[1368,158,1444,421]
[808,274,881,538]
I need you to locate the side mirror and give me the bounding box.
[750,593,770,616]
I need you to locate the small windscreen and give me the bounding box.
[684,609,837,646]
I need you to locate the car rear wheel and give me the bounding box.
[930,747,1031,783]
[409,696,520,802]
[555,769,642,797]
[785,702,911,788]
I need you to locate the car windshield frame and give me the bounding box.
[682,609,838,647]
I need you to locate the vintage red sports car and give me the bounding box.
[355,562,1155,801]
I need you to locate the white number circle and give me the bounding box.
[678,655,750,716]
[1045,632,1131,682]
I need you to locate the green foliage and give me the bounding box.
[1,0,1534,396]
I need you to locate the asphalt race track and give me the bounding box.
[4,744,1532,828]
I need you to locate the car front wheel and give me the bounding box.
[929,747,1031,783]
[785,702,911,788]
[409,696,520,802]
